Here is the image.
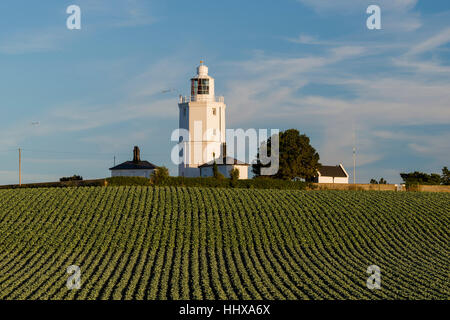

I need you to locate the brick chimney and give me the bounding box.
[222,143,227,158]
[133,146,140,162]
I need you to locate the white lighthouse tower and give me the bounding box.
[178,62,227,177]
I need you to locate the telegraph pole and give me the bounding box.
[114,155,116,167]
[352,123,356,184]
[353,146,356,184]
[19,148,22,186]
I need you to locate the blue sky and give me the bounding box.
[0,0,449,184]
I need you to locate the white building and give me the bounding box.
[314,164,349,184]
[109,146,157,178]
[199,157,249,179]
[178,62,249,179]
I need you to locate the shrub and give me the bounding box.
[212,161,225,179]
[60,175,83,182]
[442,167,450,185]
[229,168,240,181]
[370,178,387,184]
[400,171,441,186]
[151,167,170,185]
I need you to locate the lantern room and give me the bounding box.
[190,61,215,101]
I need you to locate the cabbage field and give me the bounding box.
[0,186,448,300]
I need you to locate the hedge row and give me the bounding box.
[105,176,152,186]
[1,176,308,190]
[0,179,106,189]
[106,176,308,190]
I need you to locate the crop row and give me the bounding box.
[0,187,448,299]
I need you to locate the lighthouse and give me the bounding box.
[177,62,249,178]
[178,62,227,177]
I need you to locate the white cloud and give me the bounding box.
[77,0,157,28]
[296,0,422,32]
[0,56,184,151]
[373,130,450,160]
[222,24,450,175]
[0,29,64,54]
[392,58,450,74]
[287,34,326,45]
[407,27,450,55]
[80,129,156,151]
[0,0,158,55]
[296,0,418,13]
[0,170,60,185]
[25,158,108,166]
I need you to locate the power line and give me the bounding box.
[3,148,167,157]
[0,148,19,153]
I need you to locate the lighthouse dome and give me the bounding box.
[197,63,208,77]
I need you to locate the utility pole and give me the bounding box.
[19,148,22,186]
[114,155,116,167]
[353,146,356,184]
[352,123,356,185]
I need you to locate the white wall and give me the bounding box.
[333,177,349,184]
[200,167,213,177]
[180,166,200,178]
[200,165,248,179]
[318,176,334,183]
[235,165,249,179]
[317,176,349,184]
[111,169,154,178]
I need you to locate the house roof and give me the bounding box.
[109,161,157,171]
[199,157,250,168]
[318,165,348,178]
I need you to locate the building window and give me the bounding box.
[191,78,209,95]
[198,79,209,94]
[212,108,216,115]
[213,129,217,136]
[183,108,186,117]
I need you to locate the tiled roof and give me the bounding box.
[109,161,157,171]
[199,157,249,168]
[318,165,348,178]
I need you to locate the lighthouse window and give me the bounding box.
[191,79,197,96]
[192,78,209,95]
[199,79,209,94]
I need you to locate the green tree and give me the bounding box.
[60,175,83,182]
[442,167,450,185]
[400,171,441,186]
[379,178,387,184]
[213,161,225,179]
[229,168,240,181]
[370,179,378,184]
[252,129,320,181]
[151,166,169,185]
